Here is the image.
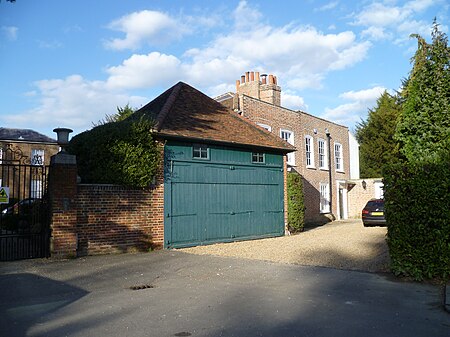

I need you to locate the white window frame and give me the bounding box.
[31,149,44,166]
[334,142,343,172]
[251,152,265,164]
[280,129,295,166]
[318,138,327,169]
[193,144,209,160]
[305,135,315,168]
[30,179,43,199]
[257,123,272,132]
[320,183,330,213]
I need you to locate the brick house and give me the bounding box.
[0,128,59,166]
[216,72,360,224]
[0,128,59,201]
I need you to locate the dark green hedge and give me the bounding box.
[68,119,160,188]
[287,172,305,233]
[383,152,450,280]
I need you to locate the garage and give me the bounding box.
[130,81,294,249]
[164,142,285,248]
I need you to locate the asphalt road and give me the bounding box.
[1,251,449,337]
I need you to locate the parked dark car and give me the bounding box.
[0,198,46,232]
[362,199,386,227]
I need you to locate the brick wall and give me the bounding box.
[48,147,165,258]
[76,182,164,256]
[347,178,383,218]
[48,154,78,258]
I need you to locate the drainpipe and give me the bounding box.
[325,128,333,215]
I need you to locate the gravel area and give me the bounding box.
[181,219,390,273]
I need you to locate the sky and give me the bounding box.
[0,0,448,138]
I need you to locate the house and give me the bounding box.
[216,72,360,224]
[0,128,59,166]
[0,128,59,201]
[129,81,295,248]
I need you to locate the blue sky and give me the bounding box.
[0,0,448,138]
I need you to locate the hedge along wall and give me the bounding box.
[384,156,450,280]
[76,182,164,256]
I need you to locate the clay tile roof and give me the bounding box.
[0,127,57,143]
[131,82,295,153]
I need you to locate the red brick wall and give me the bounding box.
[76,182,164,255]
[347,178,382,218]
[48,160,78,258]
[48,147,165,258]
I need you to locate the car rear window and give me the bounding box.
[366,200,384,209]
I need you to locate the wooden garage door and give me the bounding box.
[164,143,285,248]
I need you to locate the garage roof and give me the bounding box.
[130,82,295,153]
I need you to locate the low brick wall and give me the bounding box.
[48,150,165,258]
[76,183,164,256]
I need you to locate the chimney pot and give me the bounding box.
[255,72,260,82]
[261,74,267,84]
[241,75,245,83]
[268,74,274,85]
[245,72,250,83]
[273,76,277,85]
[250,71,255,81]
[236,80,240,92]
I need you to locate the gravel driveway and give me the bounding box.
[181,219,390,273]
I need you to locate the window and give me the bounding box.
[320,183,330,213]
[31,149,44,166]
[280,130,295,165]
[193,144,209,159]
[257,123,272,132]
[252,152,265,163]
[318,139,327,169]
[305,136,314,168]
[334,143,343,171]
[30,179,43,199]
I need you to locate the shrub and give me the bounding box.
[383,152,450,281]
[68,119,160,188]
[287,172,305,233]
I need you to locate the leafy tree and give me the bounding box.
[356,91,402,178]
[384,21,450,281]
[395,21,450,163]
[93,104,135,127]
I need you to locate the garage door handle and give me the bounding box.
[230,211,235,215]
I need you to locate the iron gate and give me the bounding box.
[0,145,50,261]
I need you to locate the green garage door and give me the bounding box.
[164,142,285,248]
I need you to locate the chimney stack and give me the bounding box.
[235,71,281,106]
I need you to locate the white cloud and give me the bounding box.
[6,2,375,134]
[321,86,387,126]
[282,91,307,110]
[316,1,339,12]
[339,86,386,101]
[1,26,18,41]
[233,1,262,30]
[4,75,148,135]
[361,26,391,40]
[104,10,189,50]
[106,52,182,89]
[184,24,370,90]
[352,0,438,43]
